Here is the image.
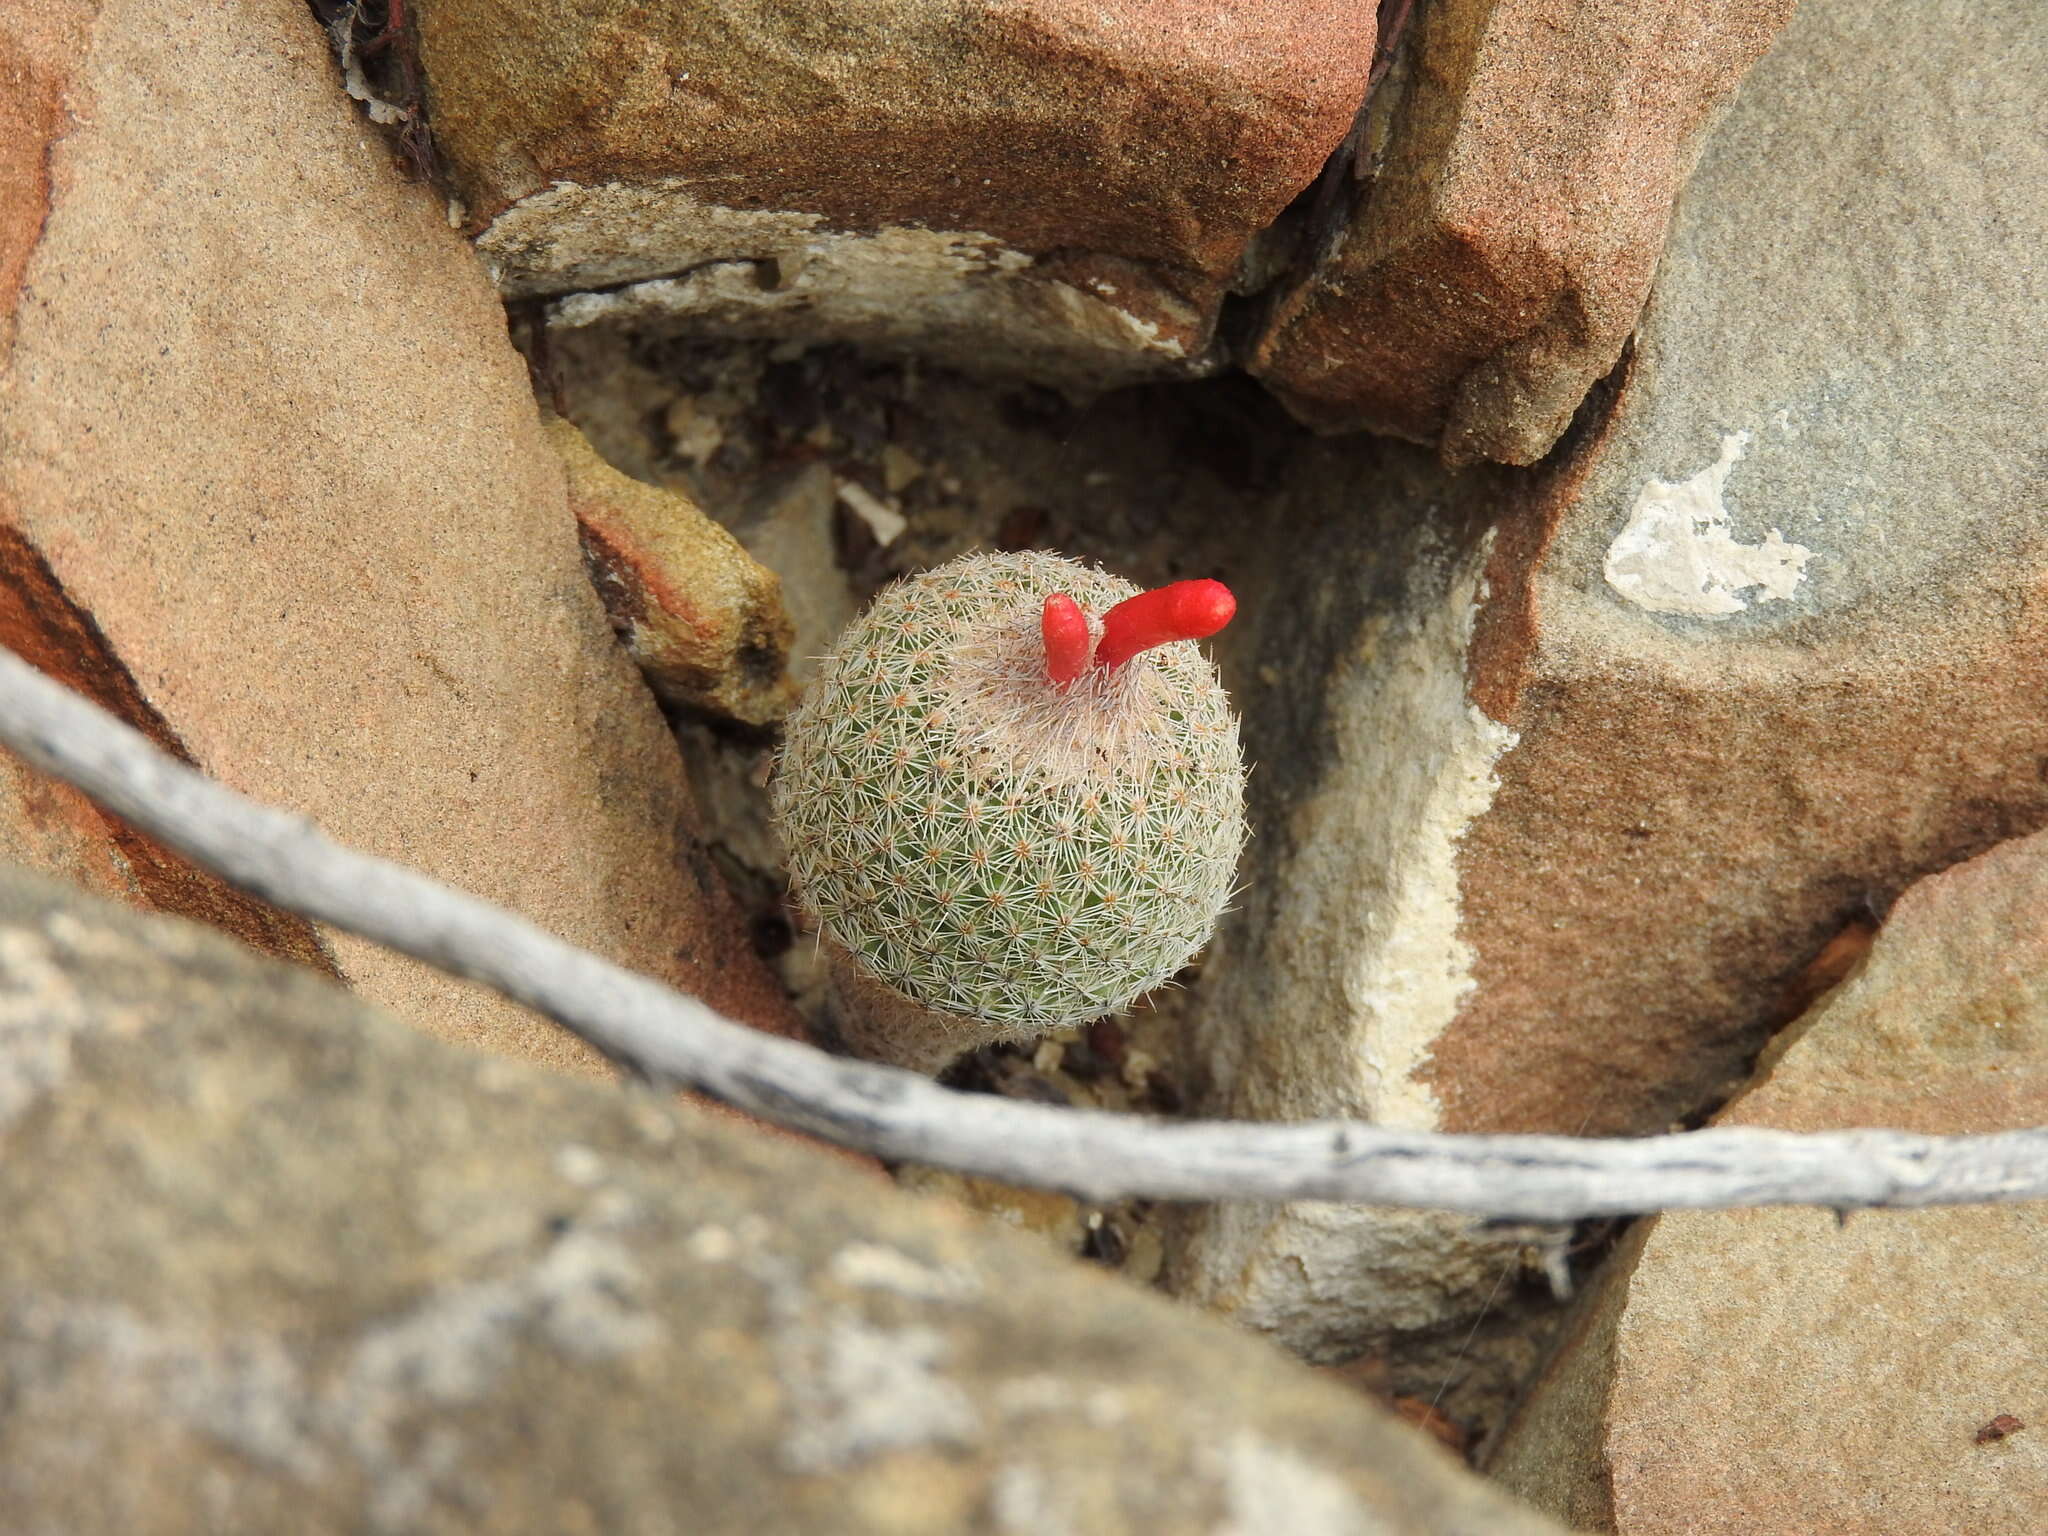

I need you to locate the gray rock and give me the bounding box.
[0,865,1565,1535]
[1168,0,2048,1355]
[1486,825,2048,1533]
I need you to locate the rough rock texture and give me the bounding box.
[1487,827,2048,1533]
[0,0,799,1069]
[1172,0,2048,1355]
[0,524,337,972]
[1250,0,1793,464]
[417,0,1375,384]
[0,865,1569,1536]
[1165,444,1538,1355]
[549,417,797,727]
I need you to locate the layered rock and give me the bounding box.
[1486,826,2048,1533]
[414,0,1376,385]
[0,863,1568,1535]
[1171,0,2048,1354]
[1249,0,1793,464]
[0,0,799,1068]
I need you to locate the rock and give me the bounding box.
[548,416,798,726]
[1249,0,1793,464]
[416,0,1376,386]
[1170,0,2048,1353]
[1165,448,1543,1354]
[0,0,800,1069]
[0,864,1569,1535]
[1485,826,2048,1533]
[0,524,335,971]
[723,463,861,688]
[895,1167,1089,1256]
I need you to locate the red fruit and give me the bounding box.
[1095,579,1236,672]
[1041,592,1091,686]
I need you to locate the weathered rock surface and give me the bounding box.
[549,416,797,726]
[417,0,1375,384]
[1250,0,1793,464]
[0,524,337,972]
[1172,0,2048,1354]
[1486,827,2048,1533]
[0,864,1568,1535]
[0,0,799,1068]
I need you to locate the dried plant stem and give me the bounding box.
[0,644,2044,1221]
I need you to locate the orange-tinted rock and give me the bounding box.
[0,3,87,359]
[0,520,335,972]
[548,417,797,727]
[418,0,1375,384]
[1488,826,2048,1533]
[1172,0,2048,1354]
[0,0,800,1068]
[1250,0,1793,465]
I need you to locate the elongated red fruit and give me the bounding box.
[1041,592,1092,686]
[1094,579,1236,671]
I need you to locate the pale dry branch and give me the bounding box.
[0,645,2043,1221]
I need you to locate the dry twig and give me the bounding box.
[0,645,2043,1221]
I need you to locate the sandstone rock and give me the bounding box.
[1249,0,1793,464]
[1486,826,2048,1533]
[0,524,335,971]
[415,0,1375,386]
[1171,0,2048,1353]
[0,864,1568,1535]
[548,416,797,726]
[0,0,799,1069]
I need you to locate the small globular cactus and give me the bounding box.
[772,550,1246,1072]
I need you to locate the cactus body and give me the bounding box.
[773,551,1245,1054]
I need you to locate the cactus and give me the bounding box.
[772,550,1246,1071]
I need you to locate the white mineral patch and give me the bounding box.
[990,1463,1076,1536]
[827,1241,977,1301]
[1215,1433,1370,1535]
[778,1315,979,1471]
[1604,432,1812,617]
[0,928,91,1130]
[552,1142,605,1187]
[1173,536,1541,1356]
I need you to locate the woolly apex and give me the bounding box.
[772,551,1246,1052]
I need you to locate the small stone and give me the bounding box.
[879,445,925,495]
[725,464,859,688]
[550,417,799,727]
[833,479,907,549]
[895,1168,1087,1256]
[664,395,728,465]
[1120,1221,1165,1287]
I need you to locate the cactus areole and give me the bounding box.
[773,551,1247,1033]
